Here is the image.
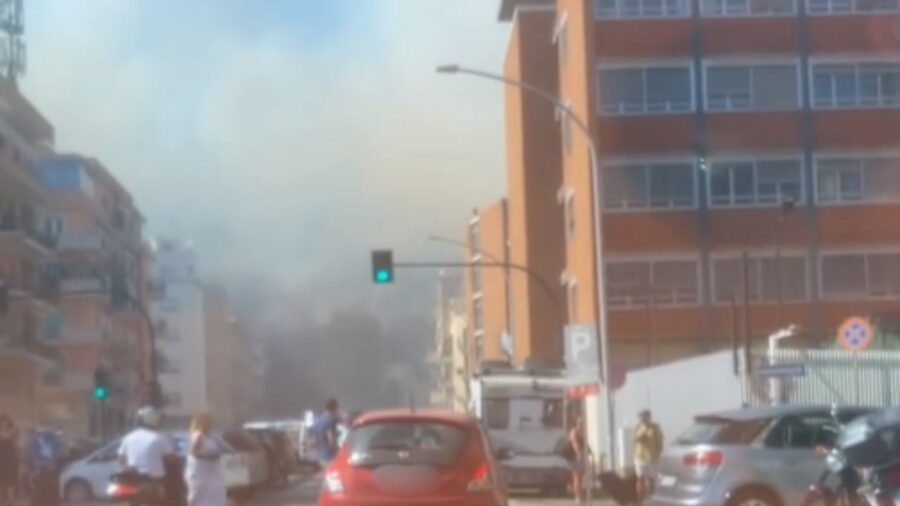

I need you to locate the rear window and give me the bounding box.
[223,431,263,452]
[348,421,469,466]
[676,417,768,446]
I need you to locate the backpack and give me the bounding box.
[554,436,576,461]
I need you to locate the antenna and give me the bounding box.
[0,0,24,87]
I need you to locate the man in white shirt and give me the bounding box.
[118,406,174,479]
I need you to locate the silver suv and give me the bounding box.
[648,405,871,506]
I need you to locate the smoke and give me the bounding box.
[22,1,508,408]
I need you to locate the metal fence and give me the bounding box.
[744,348,900,407]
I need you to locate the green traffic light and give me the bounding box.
[93,386,109,400]
[375,269,392,283]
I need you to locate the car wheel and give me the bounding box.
[727,488,782,506]
[64,479,94,503]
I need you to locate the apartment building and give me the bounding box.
[0,78,58,428]
[36,155,147,437]
[464,201,513,366]
[539,0,900,367]
[429,272,470,411]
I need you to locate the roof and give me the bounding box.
[352,409,474,427]
[699,404,870,422]
[498,0,554,21]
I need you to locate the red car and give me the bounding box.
[318,409,509,506]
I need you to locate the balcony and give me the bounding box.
[0,213,57,258]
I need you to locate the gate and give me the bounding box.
[744,348,900,407]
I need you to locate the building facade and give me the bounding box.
[36,155,147,437]
[548,0,900,368]
[151,239,209,425]
[429,272,469,411]
[0,78,59,429]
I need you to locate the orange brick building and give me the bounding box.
[472,0,900,371]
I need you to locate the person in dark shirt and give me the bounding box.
[313,399,340,466]
[0,415,19,506]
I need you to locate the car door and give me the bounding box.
[85,441,121,497]
[755,413,834,505]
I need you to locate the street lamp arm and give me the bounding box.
[428,234,502,263]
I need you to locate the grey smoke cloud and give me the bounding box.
[22,0,509,305]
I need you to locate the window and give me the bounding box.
[709,158,803,207]
[567,280,579,321]
[471,263,482,294]
[605,162,695,210]
[702,0,795,15]
[595,0,691,18]
[822,252,900,299]
[469,221,480,256]
[817,156,900,204]
[706,64,798,111]
[813,62,900,109]
[484,399,511,429]
[607,259,699,307]
[809,0,900,13]
[597,65,692,115]
[563,191,576,240]
[555,16,568,68]
[765,415,839,449]
[557,105,572,154]
[713,255,807,303]
[348,421,468,466]
[472,297,484,332]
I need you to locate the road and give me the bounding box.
[247,474,617,506]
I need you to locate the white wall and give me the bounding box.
[586,351,745,471]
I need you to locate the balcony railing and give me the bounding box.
[0,213,58,251]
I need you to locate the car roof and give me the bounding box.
[352,409,475,427]
[698,404,872,422]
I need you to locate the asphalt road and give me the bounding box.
[246,474,617,506]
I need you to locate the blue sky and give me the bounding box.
[21,0,510,308]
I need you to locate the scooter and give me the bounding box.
[107,470,165,506]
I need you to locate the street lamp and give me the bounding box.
[437,64,616,464]
[774,195,797,311]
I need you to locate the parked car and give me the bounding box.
[221,429,270,489]
[318,408,510,506]
[59,440,120,503]
[246,426,297,487]
[649,405,872,506]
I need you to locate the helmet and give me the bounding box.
[136,406,163,429]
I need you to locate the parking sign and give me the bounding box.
[837,316,873,351]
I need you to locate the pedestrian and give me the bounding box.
[0,416,19,506]
[312,399,341,468]
[568,417,587,504]
[185,413,227,506]
[634,409,664,504]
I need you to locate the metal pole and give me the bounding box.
[741,252,753,376]
[437,65,615,465]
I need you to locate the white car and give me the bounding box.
[59,440,120,503]
[59,433,252,503]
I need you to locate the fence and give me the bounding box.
[745,348,900,407]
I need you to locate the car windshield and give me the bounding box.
[348,421,468,467]
[676,417,769,446]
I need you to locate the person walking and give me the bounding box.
[312,399,341,468]
[0,416,19,506]
[568,417,587,504]
[185,413,226,506]
[634,409,664,504]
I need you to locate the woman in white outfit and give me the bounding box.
[186,413,227,506]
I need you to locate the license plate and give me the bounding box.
[659,474,676,487]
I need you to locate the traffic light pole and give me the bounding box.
[117,286,161,407]
[393,261,566,344]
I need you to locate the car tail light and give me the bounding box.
[683,450,723,468]
[107,483,138,497]
[882,467,900,487]
[323,470,344,494]
[467,463,492,492]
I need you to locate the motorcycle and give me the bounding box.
[107,470,165,506]
[804,408,900,506]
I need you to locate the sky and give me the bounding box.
[21,0,510,311]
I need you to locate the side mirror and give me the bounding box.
[495,448,514,461]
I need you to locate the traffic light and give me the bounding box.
[93,367,110,400]
[371,250,394,284]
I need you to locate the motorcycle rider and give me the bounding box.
[117,406,175,505]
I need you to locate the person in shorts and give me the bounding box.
[633,409,663,504]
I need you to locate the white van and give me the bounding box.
[470,371,573,495]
